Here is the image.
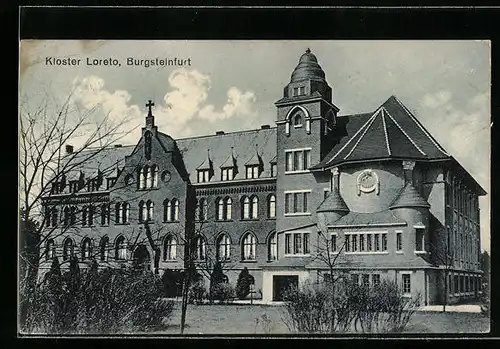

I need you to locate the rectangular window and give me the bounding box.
[352,235,358,252]
[362,274,370,288]
[284,190,311,214]
[331,234,337,252]
[374,234,380,251]
[271,163,277,177]
[372,274,381,287]
[285,149,312,173]
[107,178,116,189]
[415,228,425,251]
[367,234,372,252]
[345,235,351,252]
[382,233,388,251]
[293,87,299,96]
[359,235,365,252]
[197,169,210,183]
[396,232,403,252]
[285,232,310,255]
[402,274,411,294]
[299,86,305,95]
[246,165,259,179]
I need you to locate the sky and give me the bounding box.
[19,40,491,252]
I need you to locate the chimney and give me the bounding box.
[261,124,270,129]
[215,131,225,135]
[65,145,74,154]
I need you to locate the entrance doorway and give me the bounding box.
[132,244,151,272]
[273,275,299,301]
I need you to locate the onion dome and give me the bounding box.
[290,48,326,83]
[317,190,349,213]
[390,182,431,209]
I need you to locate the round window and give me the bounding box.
[125,174,134,185]
[161,170,171,183]
[357,169,379,194]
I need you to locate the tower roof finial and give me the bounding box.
[306,48,311,54]
[146,99,155,116]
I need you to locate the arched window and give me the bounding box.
[145,166,152,188]
[268,232,278,261]
[139,201,146,223]
[216,198,224,220]
[100,203,109,225]
[163,235,177,260]
[99,236,109,261]
[123,202,129,223]
[217,234,231,261]
[267,194,276,218]
[46,239,55,260]
[138,167,146,189]
[242,233,256,260]
[63,207,70,227]
[63,238,74,261]
[147,200,154,221]
[70,206,76,225]
[242,196,250,219]
[115,236,127,260]
[88,205,95,226]
[171,199,179,221]
[82,238,92,260]
[151,165,158,188]
[51,208,58,227]
[197,198,208,221]
[195,235,206,261]
[115,203,122,224]
[164,199,171,222]
[82,206,88,226]
[294,113,302,126]
[251,196,259,219]
[225,197,232,220]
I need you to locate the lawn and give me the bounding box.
[158,302,490,335]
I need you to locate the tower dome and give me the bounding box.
[290,48,327,82]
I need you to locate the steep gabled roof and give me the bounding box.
[312,96,450,170]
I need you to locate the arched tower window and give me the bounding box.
[164,199,171,222]
[151,165,158,187]
[139,201,146,223]
[100,203,109,225]
[294,113,303,127]
[63,207,70,227]
[145,166,152,188]
[251,196,259,219]
[46,239,55,260]
[242,196,250,219]
[144,131,152,160]
[51,208,58,228]
[171,199,179,221]
[195,235,206,261]
[225,197,232,220]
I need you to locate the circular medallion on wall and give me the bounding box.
[124,174,134,185]
[357,169,379,194]
[161,170,171,183]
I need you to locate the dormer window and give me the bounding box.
[246,165,260,179]
[198,169,211,183]
[106,178,117,189]
[69,181,79,193]
[221,167,234,181]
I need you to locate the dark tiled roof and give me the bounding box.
[327,210,407,228]
[316,190,349,213]
[390,183,431,209]
[176,128,277,183]
[312,96,450,170]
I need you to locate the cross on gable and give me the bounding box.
[146,100,155,114]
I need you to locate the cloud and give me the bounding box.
[421,90,453,109]
[198,87,257,121]
[70,69,257,140]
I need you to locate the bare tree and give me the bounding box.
[18,87,139,328]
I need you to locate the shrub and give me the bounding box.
[22,265,174,334]
[211,283,235,304]
[188,273,205,305]
[236,267,254,300]
[281,277,420,334]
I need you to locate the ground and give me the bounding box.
[157,303,490,335]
